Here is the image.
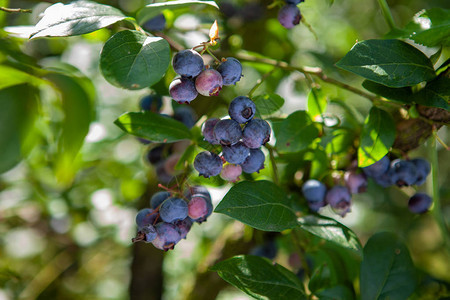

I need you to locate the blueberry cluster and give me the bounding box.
[169,49,243,104]
[277,0,304,29]
[142,14,166,32]
[133,186,213,251]
[193,96,271,181]
[301,156,433,217]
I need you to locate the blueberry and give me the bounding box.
[140,94,163,112]
[159,197,188,223]
[362,156,390,178]
[285,0,304,4]
[372,171,393,188]
[188,195,209,221]
[222,142,250,165]
[325,186,352,217]
[152,222,182,251]
[202,118,220,144]
[184,185,211,202]
[213,119,242,146]
[249,241,277,260]
[411,158,430,186]
[242,119,271,149]
[193,151,223,178]
[408,193,432,214]
[150,191,171,209]
[241,148,265,173]
[136,208,158,228]
[217,57,243,85]
[388,159,418,187]
[141,224,157,242]
[278,4,301,29]
[220,164,242,182]
[302,179,327,212]
[169,77,198,104]
[344,171,368,194]
[174,217,193,239]
[174,106,197,128]
[195,69,223,96]
[142,14,166,32]
[146,145,166,165]
[228,96,256,124]
[172,49,204,78]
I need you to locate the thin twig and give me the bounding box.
[0,7,32,13]
[248,66,278,98]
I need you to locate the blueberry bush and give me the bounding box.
[0,0,449,299]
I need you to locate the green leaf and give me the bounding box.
[137,0,219,24]
[362,80,413,104]
[412,75,450,110]
[315,285,355,300]
[215,180,298,232]
[210,255,306,300]
[386,8,450,47]
[0,84,39,174]
[308,264,332,293]
[358,107,396,168]
[336,39,436,88]
[305,148,329,179]
[323,129,356,155]
[307,87,328,121]
[100,30,170,90]
[297,215,363,254]
[429,47,442,66]
[360,232,417,300]
[0,65,45,90]
[273,111,319,153]
[253,93,285,115]
[30,1,129,39]
[114,111,192,143]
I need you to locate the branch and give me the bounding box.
[0,7,32,13]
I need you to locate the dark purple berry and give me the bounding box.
[389,159,418,187]
[222,142,250,165]
[214,119,242,146]
[362,156,390,178]
[241,148,265,173]
[174,106,197,128]
[136,208,158,228]
[159,197,188,223]
[142,14,166,32]
[286,0,303,4]
[344,171,368,194]
[174,217,192,239]
[202,118,220,144]
[169,77,198,104]
[195,69,223,96]
[408,193,432,214]
[172,49,204,78]
[242,118,271,149]
[228,96,256,124]
[152,222,182,250]
[140,94,162,112]
[325,186,352,217]
[278,4,301,29]
[302,179,327,212]
[249,241,277,260]
[372,171,393,188]
[411,158,430,186]
[193,151,223,178]
[217,57,243,85]
[220,164,242,182]
[147,145,165,164]
[150,191,171,209]
[141,224,157,242]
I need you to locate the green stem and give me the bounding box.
[377,0,396,30]
[265,144,280,185]
[428,135,450,250]
[205,47,221,64]
[248,66,277,98]
[0,7,32,13]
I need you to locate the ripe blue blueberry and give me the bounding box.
[242,118,271,149]
[388,159,418,187]
[159,197,188,223]
[169,77,198,104]
[172,49,204,78]
[325,185,352,217]
[174,106,197,128]
[372,171,393,188]
[202,118,220,144]
[142,14,166,32]
[344,171,368,194]
[217,57,243,85]
[136,208,158,228]
[222,142,250,165]
[249,241,278,260]
[146,145,164,164]
[411,158,430,186]
[174,217,193,239]
[228,96,256,124]
[362,156,390,178]
[141,224,157,242]
[408,193,432,214]
[278,4,301,29]
[150,191,171,209]
[152,222,182,251]
[193,151,223,178]
[214,119,242,146]
[195,69,223,96]
[302,179,327,212]
[140,94,162,112]
[241,148,265,173]
[285,0,304,4]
